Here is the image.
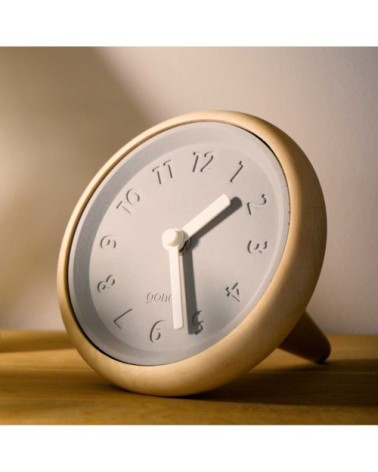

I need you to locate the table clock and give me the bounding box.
[57,110,330,396]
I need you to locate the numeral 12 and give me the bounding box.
[192,151,214,172]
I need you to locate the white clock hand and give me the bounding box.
[162,195,231,330]
[182,194,231,239]
[162,228,186,330]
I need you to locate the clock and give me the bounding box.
[57,110,329,396]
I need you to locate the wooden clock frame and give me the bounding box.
[57,110,329,396]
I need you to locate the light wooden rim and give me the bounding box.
[57,111,327,396]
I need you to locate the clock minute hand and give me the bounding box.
[162,229,187,330]
[182,194,231,240]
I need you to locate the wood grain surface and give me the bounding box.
[0,331,377,425]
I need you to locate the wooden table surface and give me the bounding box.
[0,331,377,425]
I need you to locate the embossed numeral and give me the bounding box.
[192,310,204,335]
[225,282,240,302]
[97,274,116,293]
[192,151,214,172]
[100,235,117,249]
[247,241,268,254]
[152,160,173,185]
[230,161,244,183]
[113,308,132,329]
[246,194,267,215]
[116,189,140,214]
[150,320,164,342]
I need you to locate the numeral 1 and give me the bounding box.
[230,161,244,183]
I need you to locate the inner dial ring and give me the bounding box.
[67,122,290,365]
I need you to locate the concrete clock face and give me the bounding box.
[67,122,290,365]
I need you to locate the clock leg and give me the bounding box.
[278,312,331,363]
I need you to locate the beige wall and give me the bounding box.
[1,47,377,333]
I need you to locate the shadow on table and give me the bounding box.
[195,359,378,406]
[2,331,377,409]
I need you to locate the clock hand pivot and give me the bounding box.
[162,228,185,249]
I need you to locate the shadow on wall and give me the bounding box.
[0,47,151,329]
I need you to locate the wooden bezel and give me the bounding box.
[57,111,327,396]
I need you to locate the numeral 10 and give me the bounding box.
[116,189,141,214]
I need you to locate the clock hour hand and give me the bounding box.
[162,228,186,330]
[182,194,231,240]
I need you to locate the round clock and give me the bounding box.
[57,111,330,396]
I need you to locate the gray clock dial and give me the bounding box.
[68,122,290,365]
